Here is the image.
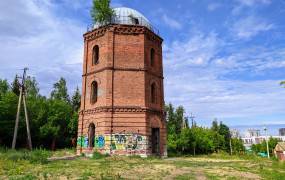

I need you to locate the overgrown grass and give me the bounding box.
[0,148,51,164]
[50,148,76,157]
[0,149,285,179]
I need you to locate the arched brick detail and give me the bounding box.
[150,115,161,128]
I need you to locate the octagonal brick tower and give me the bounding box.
[77,7,167,157]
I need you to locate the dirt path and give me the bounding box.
[195,169,207,180]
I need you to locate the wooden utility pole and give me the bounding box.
[229,137,233,156]
[189,113,195,128]
[12,68,32,150]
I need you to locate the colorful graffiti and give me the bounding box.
[112,134,146,150]
[77,136,88,148]
[77,134,147,151]
[95,135,105,148]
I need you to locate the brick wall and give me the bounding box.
[77,24,167,157]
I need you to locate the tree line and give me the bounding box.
[1,75,278,155]
[0,76,80,150]
[165,104,245,156]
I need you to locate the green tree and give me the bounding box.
[11,75,20,96]
[231,138,245,154]
[50,77,70,102]
[91,0,114,24]
[211,119,219,132]
[40,100,72,150]
[0,76,80,149]
[71,87,81,112]
[218,122,231,151]
[165,103,176,134]
[0,79,9,97]
[193,127,215,154]
[25,76,39,98]
[0,91,18,147]
[268,137,278,154]
[175,106,185,134]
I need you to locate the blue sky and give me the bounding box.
[0,0,285,126]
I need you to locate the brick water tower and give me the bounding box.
[77,7,167,157]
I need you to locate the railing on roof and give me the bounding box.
[87,15,159,35]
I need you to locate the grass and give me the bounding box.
[0,148,51,164]
[0,149,285,179]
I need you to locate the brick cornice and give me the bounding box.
[84,24,163,44]
[82,67,164,79]
[79,106,163,115]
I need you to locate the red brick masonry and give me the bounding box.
[77,24,167,157]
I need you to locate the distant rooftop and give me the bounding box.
[87,7,159,35]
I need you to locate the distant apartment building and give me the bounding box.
[241,129,285,149]
[279,128,285,136]
[245,129,261,137]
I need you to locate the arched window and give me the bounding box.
[88,123,95,148]
[151,83,156,103]
[150,48,155,66]
[92,45,99,65]
[91,81,98,103]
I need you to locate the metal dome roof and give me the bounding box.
[89,7,159,34]
[112,7,151,28]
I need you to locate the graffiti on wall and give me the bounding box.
[112,134,146,150]
[95,135,105,148]
[77,136,88,148]
[77,134,147,151]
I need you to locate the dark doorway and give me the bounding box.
[88,123,95,148]
[151,128,160,155]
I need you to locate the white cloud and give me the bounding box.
[163,30,285,125]
[232,0,271,15]
[230,16,274,40]
[212,47,285,72]
[207,3,222,11]
[164,32,221,68]
[162,14,182,29]
[236,0,271,6]
[0,0,85,96]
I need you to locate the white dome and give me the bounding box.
[113,7,151,28]
[91,7,157,34]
